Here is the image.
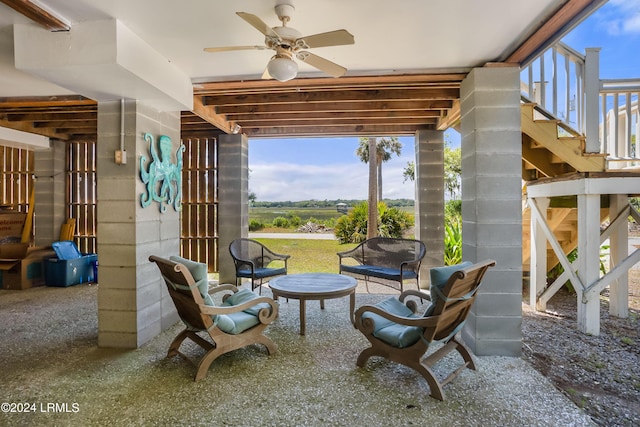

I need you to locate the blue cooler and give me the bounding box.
[44,241,98,287]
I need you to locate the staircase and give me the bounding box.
[521,102,606,272]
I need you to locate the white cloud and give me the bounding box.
[602,0,640,35]
[249,159,415,202]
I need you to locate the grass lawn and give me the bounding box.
[253,238,357,274]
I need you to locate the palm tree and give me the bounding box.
[366,137,378,239]
[356,136,402,200]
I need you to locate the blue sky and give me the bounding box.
[248,1,640,202]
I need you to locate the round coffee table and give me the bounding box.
[269,273,357,335]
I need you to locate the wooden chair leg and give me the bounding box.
[167,329,191,358]
[413,362,445,401]
[356,346,378,367]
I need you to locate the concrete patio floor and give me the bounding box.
[0,280,595,426]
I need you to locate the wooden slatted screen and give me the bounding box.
[67,141,97,254]
[180,137,218,272]
[0,146,33,224]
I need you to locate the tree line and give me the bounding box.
[250,199,415,208]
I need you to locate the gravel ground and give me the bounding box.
[522,270,640,427]
[0,281,594,427]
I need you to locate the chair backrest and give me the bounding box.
[149,255,213,332]
[229,238,273,268]
[423,259,495,343]
[354,237,426,269]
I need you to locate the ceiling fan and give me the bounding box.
[203,1,355,82]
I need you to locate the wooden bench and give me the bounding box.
[337,237,426,293]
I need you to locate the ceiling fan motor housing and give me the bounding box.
[275,2,295,21]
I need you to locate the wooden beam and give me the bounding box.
[228,110,441,122]
[191,96,235,135]
[0,118,68,139]
[244,124,431,137]
[203,88,459,107]
[0,0,70,31]
[4,112,96,121]
[235,117,437,128]
[216,99,453,115]
[194,73,467,94]
[0,96,95,108]
[505,0,602,64]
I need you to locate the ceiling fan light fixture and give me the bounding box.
[267,56,298,82]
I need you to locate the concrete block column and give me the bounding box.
[33,141,66,246]
[217,133,249,285]
[97,100,180,348]
[415,130,445,288]
[459,66,522,356]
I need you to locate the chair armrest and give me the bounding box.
[399,289,431,303]
[208,283,238,296]
[199,297,278,324]
[355,304,433,329]
[263,246,290,262]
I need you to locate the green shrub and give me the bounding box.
[445,199,462,222]
[272,216,290,228]
[249,219,265,231]
[334,201,413,243]
[286,212,302,227]
[444,220,462,265]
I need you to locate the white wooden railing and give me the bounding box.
[521,41,640,169]
[600,79,640,168]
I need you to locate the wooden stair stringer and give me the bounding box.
[521,104,606,173]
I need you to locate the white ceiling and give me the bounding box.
[0,0,568,98]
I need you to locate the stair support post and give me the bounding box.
[576,193,602,335]
[609,195,629,318]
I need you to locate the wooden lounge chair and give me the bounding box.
[149,255,278,381]
[354,259,496,400]
[229,238,290,294]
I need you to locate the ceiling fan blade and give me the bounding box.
[204,45,268,53]
[296,51,346,78]
[236,12,281,40]
[295,29,355,49]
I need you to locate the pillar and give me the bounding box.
[459,66,522,356]
[576,194,602,334]
[415,129,445,288]
[217,133,249,285]
[609,194,629,318]
[96,100,181,348]
[33,141,66,245]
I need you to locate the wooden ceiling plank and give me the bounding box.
[8,112,97,122]
[237,118,437,127]
[0,118,67,139]
[230,110,441,122]
[0,96,94,108]
[244,124,431,137]
[203,88,459,107]
[194,74,467,94]
[216,99,453,115]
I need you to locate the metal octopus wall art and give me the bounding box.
[139,133,185,212]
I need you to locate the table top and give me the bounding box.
[269,273,357,298]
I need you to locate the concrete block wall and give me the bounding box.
[217,133,249,285]
[96,100,180,348]
[34,141,66,246]
[459,66,523,356]
[415,130,445,288]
